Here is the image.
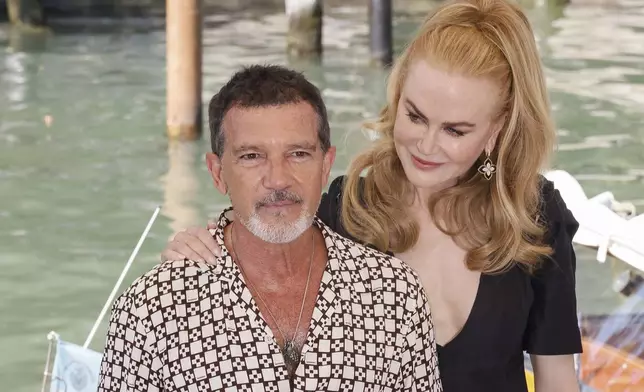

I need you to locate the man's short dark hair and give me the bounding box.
[208,64,331,156]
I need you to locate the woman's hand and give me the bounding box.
[161,221,222,263]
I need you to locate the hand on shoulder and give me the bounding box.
[161,221,223,263]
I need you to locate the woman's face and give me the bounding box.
[393,60,504,194]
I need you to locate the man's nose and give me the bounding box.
[263,157,291,190]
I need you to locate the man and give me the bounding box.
[98,65,442,392]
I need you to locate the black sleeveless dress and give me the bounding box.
[316,175,583,392]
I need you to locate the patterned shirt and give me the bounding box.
[98,210,442,392]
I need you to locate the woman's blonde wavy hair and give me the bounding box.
[341,0,556,274]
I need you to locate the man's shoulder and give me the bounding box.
[119,259,213,304]
[325,227,424,293]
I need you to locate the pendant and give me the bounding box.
[282,340,301,363]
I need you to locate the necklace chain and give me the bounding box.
[230,221,315,361]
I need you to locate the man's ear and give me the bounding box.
[321,146,336,188]
[206,152,227,195]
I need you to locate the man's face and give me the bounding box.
[206,101,336,243]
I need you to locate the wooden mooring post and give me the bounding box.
[369,0,393,67]
[6,0,46,28]
[166,0,203,140]
[285,0,323,60]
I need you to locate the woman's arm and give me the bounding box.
[523,179,583,390]
[531,354,580,392]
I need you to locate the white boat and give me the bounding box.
[544,170,644,273]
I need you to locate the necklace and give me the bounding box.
[230,221,315,364]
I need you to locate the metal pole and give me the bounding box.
[369,0,393,67]
[83,206,162,349]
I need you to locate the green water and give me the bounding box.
[1,1,643,389]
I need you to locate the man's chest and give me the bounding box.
[155,292,406,392]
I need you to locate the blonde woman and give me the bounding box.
[160,0,582,390]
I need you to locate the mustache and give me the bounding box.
[255,190,303,208]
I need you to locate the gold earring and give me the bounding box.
[477,152,496,180]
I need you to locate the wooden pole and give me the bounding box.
[285,0,323,60]
[6,0,45,28]
[166,0,202,140]
[368,0,393,67]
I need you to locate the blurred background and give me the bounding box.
[0,0,642,390]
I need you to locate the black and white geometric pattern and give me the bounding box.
[98,210,443,391]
